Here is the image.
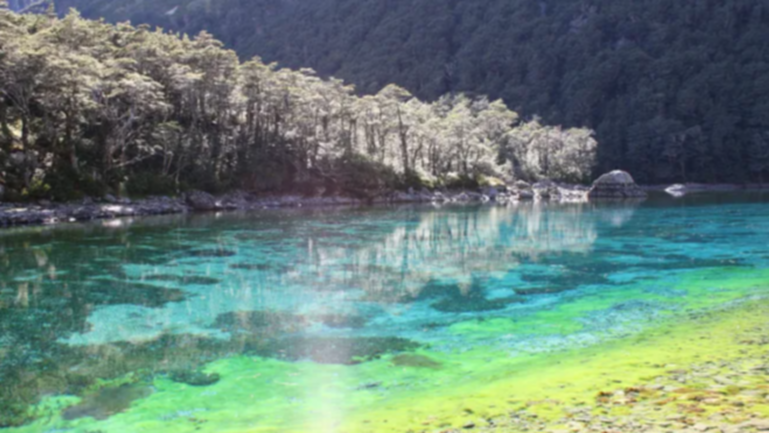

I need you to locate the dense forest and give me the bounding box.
[0,3,596,201]
[24,0,769,184]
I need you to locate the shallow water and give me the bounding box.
[1,193,768,432]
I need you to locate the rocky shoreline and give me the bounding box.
[0,180,593,228]
[448,301,769,433]
[1,170,767,228]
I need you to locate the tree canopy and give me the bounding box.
[0,4,596,201]
[38,0,769,184]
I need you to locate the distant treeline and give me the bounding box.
[42,0,769,184]
[0,4,596,201]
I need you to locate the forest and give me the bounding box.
[26,0,769,185]
[0,3,597,202]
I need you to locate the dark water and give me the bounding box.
[1,193,768,432]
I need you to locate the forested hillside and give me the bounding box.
[36,0,769,184]
[0,4,596,202]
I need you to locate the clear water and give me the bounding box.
[1,193,769,432]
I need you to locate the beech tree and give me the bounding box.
[0,7,597,200]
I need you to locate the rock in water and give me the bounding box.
[391,353,443,369]
[62,383,154,421]
[513,180,534,200]
[533,179,561,201]
[587,170,647,199]
[665,183,687,197]
[185,190,218,211]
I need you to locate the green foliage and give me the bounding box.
[0,7,595,203]
[21,177,50,200]
[333,153,399,198]
[49,0,769,184]
[125,173,176,197]
[37,163,109,201]
[441,173,479,190]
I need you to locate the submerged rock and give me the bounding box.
[432,295,524,313]
[62,383,154,421]
[391,353,443,369]
[587,170,647,199]
[251,337,421,365]
[169,370,221,386]
[315,314,368,329]
[186,248,237,258]
[214,310,309,334]
[144,274,220,285]
[514,286,573,296]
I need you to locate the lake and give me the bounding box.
[1,193,769,432]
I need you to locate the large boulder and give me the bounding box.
[588,170,647,199]
[533,179,560,201]
[185,190,219,211]
[512,180,534,200]
[481,186,499,201]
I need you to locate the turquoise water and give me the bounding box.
[1,193,769,431]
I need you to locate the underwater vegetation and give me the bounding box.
[141,274,221,286]
[1,195,769,431]
[168,370,221,387]
[249,337,422,365]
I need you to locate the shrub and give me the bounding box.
[126,172,177,196]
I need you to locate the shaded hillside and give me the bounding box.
[20,0,769,183]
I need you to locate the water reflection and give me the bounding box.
[0,194,768,429]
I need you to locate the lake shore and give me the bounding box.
[471,301,769,433]
[343,296,769,433]
[0,183,579,228]
[2,182,769,228]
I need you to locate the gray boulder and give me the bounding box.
[588,170,647,199]
[481,186,499,201]
[185,190,219,211]
[533,179,560,201]
[512,180,534,200]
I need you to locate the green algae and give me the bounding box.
[3,199,769,432]
[213,310,308,335]
[5,266,769,433]
[142,274,220,286]
[185,248,237,258]
[408,278,527,313]
[251,337,421,365]
[168,370,220,387]
[314,314,368,329]
[229,262,290,271]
